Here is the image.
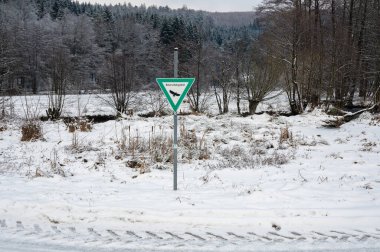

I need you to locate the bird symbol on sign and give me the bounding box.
[170,90,180,97]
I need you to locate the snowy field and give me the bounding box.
[0,93,380,251]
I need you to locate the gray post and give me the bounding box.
[173,48,178,191]
[174,48,178,78]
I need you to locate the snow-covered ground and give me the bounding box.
[0,93,379,251]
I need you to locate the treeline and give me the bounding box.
[0,0,258,104]
[0,0,379,118]
[258,0,380,114]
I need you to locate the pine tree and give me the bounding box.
[151,14,159,29]
[160,19,174,45]
[102,8,114,23]
[36,0,46,19]
[50,0,64,20]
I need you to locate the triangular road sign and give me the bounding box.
[156,78,195,112]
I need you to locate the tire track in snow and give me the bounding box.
[0,219,380,251]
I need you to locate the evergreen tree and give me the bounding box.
[160,19,174,45]
[102,8,114,23]
[36,0,46,19]
[50,0,64,20]
[151,14,159,29]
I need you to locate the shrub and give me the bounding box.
[21,121,43,141]
[46,107,62,120]
[79,119,93,132]
[280,126,293,143]
[0,124,7,132]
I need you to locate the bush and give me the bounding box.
[46,107,62,120]
[0,124,7,132]
[280,127,289,143]
[21,121,42,141]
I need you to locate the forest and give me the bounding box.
[0,0,379,118]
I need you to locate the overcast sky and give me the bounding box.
[79,0,263,12]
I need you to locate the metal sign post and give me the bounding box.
[155,48,195,191]
[173,48,178,191]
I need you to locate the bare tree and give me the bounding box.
[244,52,283,114]
[100,51,136,117]
[211,52,234,114]
[45,44,72,120]
[259,0,305,114]
[184,42,214,113]
[63,14,98,93]
[229,36,252,115]
[168,20,213,114]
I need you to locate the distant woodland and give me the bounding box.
[0,0,379,117]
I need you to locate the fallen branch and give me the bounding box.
[323,103,379,128]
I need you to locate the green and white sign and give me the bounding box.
[156,78,195,112]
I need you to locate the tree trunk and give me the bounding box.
[329,0,336,101]
[195,45,201,111]
[236,66,241,115]
[289,0,303,115]
[213,82,222,114]
[32,74,37,94]
[374,74,380,104]
[222,89,229,113]
[345,0,356,106]
[248,99,259,115]
[357,0,369,100]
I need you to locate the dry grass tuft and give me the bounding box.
[0,124,7,132]
[179,121,209,161]
[65,118,93,133]
[114,123,209,166]
[370,114,380,126]
[126,159,149,174]
[280,126,292,143]
[21,121,43,141]
[79,119,93,132]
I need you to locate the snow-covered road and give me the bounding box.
[1,239,379,252]
[1,218,380,252]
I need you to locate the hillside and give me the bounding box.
[207,11,257,27]
[0,0,259,95]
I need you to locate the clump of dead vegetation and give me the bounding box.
[279,126,293,144]
[21,120,43,141]
[114,124,172,173]
[28,148,71,178]
[211,144,293,170]
[204,121,297,170]
[179,121,210,161]
[0,124,7,132]
[116,125,153,159]
[126,159,150,174]
[64,118,93,133]
[360,138,377,152]
[1,96,15,119]
[20,96,43,142]
[149,132,173,163]
[48,148,67,177]
[369,114,380,126]
[114,122,210,170]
